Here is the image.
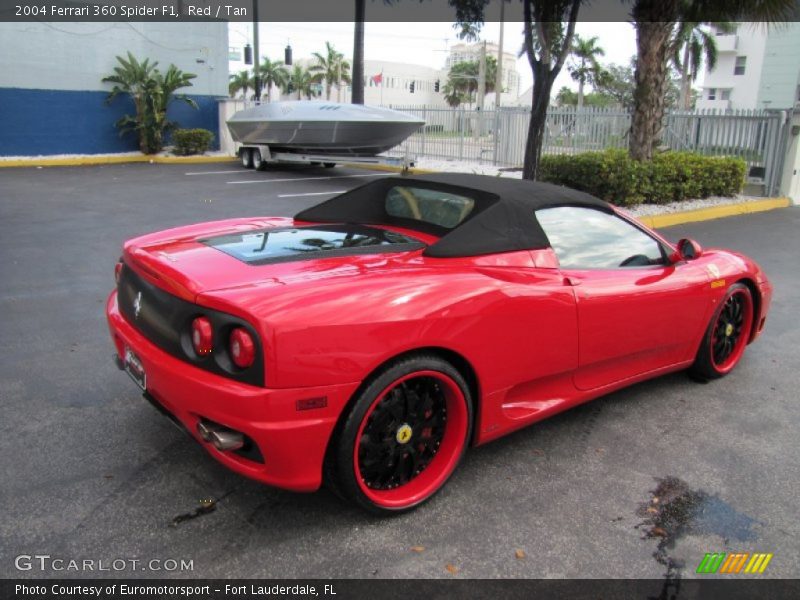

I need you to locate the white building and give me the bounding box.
[227,53,449,107]
[697,23,800,110]
[0,22,228,156]
[445,41,522,107]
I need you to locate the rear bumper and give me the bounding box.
[106,290,359,492]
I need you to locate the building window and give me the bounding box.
[734,56,746,75]
[708,88,717,100]
[721,89,731,100]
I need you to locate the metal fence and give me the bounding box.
[389,105,791,195]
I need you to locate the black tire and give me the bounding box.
[252,149,266,171]
[689,282,754,381]
[326,354,473,516]
[240,148,253,169]
[323,162,336,169]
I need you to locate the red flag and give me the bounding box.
[372,73,383,85]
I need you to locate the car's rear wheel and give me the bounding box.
[240,148,253,168]
[329,355,472,515]
[690,282,754,380]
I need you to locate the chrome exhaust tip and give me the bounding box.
[196,420,244,451]
[209,430,244,452]
[196,420,213,442]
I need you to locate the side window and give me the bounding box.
[537,206,666,269]
[385,186,475,229]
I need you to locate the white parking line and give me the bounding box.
[185,170,246,175]
[227,173,385,185]
[278,191,346,198]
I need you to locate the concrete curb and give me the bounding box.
[0,154,238,168]
[340,163,437,175]
[637,197,792,228]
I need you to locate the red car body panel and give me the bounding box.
[107,206,772,492]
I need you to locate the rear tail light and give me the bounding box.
[229,327,255,369]
[191,317,213,355]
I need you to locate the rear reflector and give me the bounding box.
[229,327,255,369]
[114,262,123,284]
[296,396,328,411]
[191,317,213,355]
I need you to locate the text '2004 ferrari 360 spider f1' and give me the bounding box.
[106,173,772,514]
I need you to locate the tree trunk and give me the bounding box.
[629,17,675,161]
[679,44,692,110]
[577,78,585,110]
[351,0,365,105]
[522,64,557,181]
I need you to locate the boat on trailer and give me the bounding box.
[226,101,424,159]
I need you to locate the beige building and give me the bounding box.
[445,41,522,107]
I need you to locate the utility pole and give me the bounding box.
[492,0,505,165]
[477,40,486,112]
[494,1,505,110]
[475,40,486,140]
[252,1,260,102]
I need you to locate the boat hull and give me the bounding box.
[226,102,424,156]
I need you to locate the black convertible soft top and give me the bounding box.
[294,173,612,258]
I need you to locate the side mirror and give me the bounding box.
[672,238,703,262]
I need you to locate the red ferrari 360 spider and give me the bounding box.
[106,173,772,514]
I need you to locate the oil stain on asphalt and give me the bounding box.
[635,476,760,598]
[171,498,217,527]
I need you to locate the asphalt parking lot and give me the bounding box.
[1,162,798,581]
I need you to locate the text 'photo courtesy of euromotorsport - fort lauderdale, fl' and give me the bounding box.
[14,584,332,597]
[2,0,800,599]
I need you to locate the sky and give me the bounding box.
[229,21,638,96]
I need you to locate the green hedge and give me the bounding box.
[171,128,215,156]
[538,149,746,206]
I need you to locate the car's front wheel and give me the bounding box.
[329,355,473,515]
[690,282,754,380]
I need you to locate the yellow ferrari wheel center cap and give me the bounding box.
[725,323,734,337]
[396,424,413,444]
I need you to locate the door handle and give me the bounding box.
[564,276,581,287]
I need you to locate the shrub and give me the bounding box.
[172,128,215,155]
[102,52,198,154]
[538,149,746,206]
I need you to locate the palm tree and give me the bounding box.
[285,65,317,100]
[629,0,795,161]
[311,42,352,101]
[228,70,253,99]
[442,81,467,107]
[258,57,289,102]
[568,34,604,109]
[446,57,497,108]
[102,52,196,154]
[672,22,734,110]
[150,64,198,151]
